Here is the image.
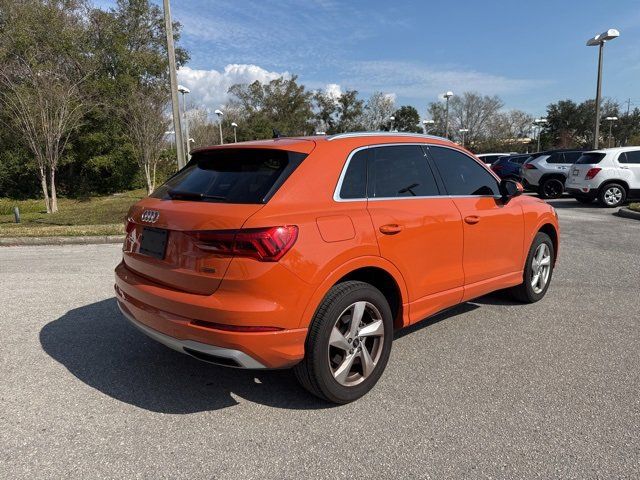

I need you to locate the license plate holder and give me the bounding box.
[139,227,168,260]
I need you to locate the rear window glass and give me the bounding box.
[510,155,530,164]
[563,151,583,163]
[575,153,606,164]
[152,149,306,204]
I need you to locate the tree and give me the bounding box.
[0,0,92,213]
[312,88,364,133]
[228,76,314,139]
[123,89,169,194]
[360,92,396,131]
[385,105,421,133]
[448,92,503,146]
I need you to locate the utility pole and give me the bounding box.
[163,0,185,169]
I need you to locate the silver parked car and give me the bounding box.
[521,149,585,199]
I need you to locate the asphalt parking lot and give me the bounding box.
[1,198,639,479]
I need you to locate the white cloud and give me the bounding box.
[177,64,288,110]
[344,60,549,99]
[324,83,342,100]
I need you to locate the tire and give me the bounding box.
[509,232,555,303]
[539,178,565,199]
[598,183,627,208]
[574,195,594,204]
[294,281,393,404]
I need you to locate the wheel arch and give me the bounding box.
[298,257,409,330]
[539,173,567,185]
[538,223,559,265]
[598,179,629,194]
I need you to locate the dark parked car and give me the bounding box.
[490,154,530,180]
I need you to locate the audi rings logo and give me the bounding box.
[140,209,160,223]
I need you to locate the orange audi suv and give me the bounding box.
[115,132,559,403]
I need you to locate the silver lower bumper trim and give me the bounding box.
[117,303,267,369]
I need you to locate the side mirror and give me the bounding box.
[499,179,524,202]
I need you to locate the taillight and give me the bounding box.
[491,164,502,171]
[125,218,136,234]
[524,163,537,170]
[585,168,601,180]
[186,226,298,262]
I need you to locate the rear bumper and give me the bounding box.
[114,261,308,369]
[118,301,267,368]
[566,187,597,199]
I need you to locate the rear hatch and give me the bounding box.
[568,152,607,181]
[122,145,312,295]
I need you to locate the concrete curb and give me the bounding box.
[0,235,125,246]
[615,207,640,221]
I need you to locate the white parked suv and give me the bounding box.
[565,147,640,207]
[520,149,585,199]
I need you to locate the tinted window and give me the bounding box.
[367,145,439,198]
[428,146,500,196]
[340,149,367,199]
[620,150,640,164]
[575,153,606,164]
[510,155,530,164]
[563,151,582,163]
[152,148,305,204]
[546,152,565,164]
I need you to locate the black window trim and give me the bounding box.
[334,143,501,202]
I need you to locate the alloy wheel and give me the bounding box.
[543,180,563,198]
[328,301,385,387]
[603,186,623,206]
[531,243,551,294]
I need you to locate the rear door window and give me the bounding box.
[563,151,583,163]
[428,146,500,196]
[367,145,439,198]
[546,153,565,164]
[619,150,640,164]
[575,153,606,164]
[152,149,306,204]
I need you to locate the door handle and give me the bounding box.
[464,215,480,225]
[379,224,403,235]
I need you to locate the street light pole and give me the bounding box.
[389,116,395,132]
[231,122,238,143]
[443,91,453,139]
[587,29,620,149]
[162,0,185,169]
[533,118,547,152]
[178,85,190,161]
[605,116,618,147]
[422,119,434,134]
[215,109,224,144]
[459,128,469,147]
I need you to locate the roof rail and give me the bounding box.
[327,131,449,142]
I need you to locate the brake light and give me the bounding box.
[524,163,537,170]
[491,164,503,171]
[186,226,298,262]
[585,168,601,180]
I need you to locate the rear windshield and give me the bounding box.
[152,148,307,204]
[575,152,606,165]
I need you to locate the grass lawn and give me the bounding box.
[630,203,640,213]
[0,189,146,237]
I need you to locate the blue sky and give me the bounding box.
[97,0,640,116]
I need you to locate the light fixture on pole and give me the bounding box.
[389,116,395,132]
[458,128,469,147]
[533,118,547,152]
[177,85,191,161]
[162,0,185,169]
[604,116,618,147]
[231,122,238,143]
[422,119,435,134]
[586,28,620,149]
[443,91,454,139]
[215,109,224,145]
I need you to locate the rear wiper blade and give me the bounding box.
[168,189,227,201]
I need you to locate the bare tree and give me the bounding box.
[0,58,88,213]
[123,89,170,194]
[360,92,396,131]
[448,92,504,145]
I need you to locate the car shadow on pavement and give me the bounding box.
[39,298,334,413]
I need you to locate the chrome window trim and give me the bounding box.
[333,142,500,202]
